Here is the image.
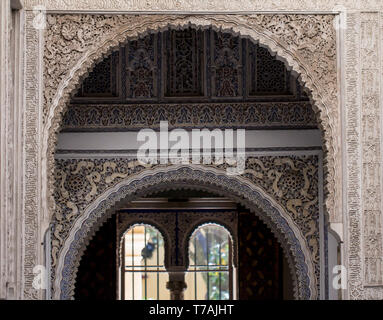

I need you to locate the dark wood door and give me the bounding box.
[74,216,117,300]
[238,210,284,300]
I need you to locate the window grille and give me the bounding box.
[123,225,168,300]
[185,224,233,300]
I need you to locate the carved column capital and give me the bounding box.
[166,281,187,300]
[166,271,187,300]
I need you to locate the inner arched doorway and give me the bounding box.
[53,165,317,300]
[75,190,295,300]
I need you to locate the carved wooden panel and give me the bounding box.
[70,28,304,104]
[75,51,120,99]
[211,29,242,98]
[74,216,117,300]
[126,34,157,100]
[164,28,206,97]
[248,45,291,96]
[238,210,283,299]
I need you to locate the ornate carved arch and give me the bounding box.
[54,165,316,300]
[43,14,340,231]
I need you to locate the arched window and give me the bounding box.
[121,225,169,300]
[185,224,234,300]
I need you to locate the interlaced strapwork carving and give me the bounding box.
[69,28,307,103]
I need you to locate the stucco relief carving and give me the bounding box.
[53,155,320,298]
[54,165,316,299]
[344,12,383,300]
[42,14,339,232]
[360,12,383,287]
[24,12,41,300]
[344,12,363,301]
[62,102,317,130]
[23,0,383,11]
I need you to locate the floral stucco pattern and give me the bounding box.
[53,155,319,299]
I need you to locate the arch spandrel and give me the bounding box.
[43,14,340,231]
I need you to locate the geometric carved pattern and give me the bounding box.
[74,217,117,300]
[22,0,383,11]
[52,155,319,299]
[345,12,363,300]
[75,51,120,98]
[239,211,283,299]
[24,0,383,14]
[62,102,317,131]
[345,12,383,300]
[249,46,290,95]
[23,13,41,300]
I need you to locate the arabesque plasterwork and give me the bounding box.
[41,14,340,230]
[52,155,320,299]
[54,164,316,300]
[62,102,317,131]
[22,0,383,12]
[344,12,383,300]
[23,12,43,301]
